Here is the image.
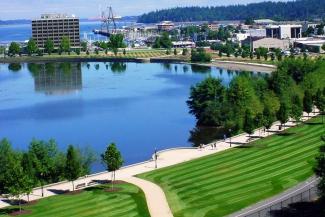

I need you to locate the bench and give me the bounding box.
[76,183,86,189]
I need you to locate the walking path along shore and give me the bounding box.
[0,111,319,217]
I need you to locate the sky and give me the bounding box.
[0,0,289,20]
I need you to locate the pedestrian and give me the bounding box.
[223,134,226,142]
[211,144,213,150]
[214,143,217,149]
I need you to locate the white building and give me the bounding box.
[266,25,302,39]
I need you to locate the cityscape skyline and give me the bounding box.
[0,0,289,20]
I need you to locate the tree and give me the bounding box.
[101,143,124,189]
[315,89,325,123]
[60,36,71,53]
[8,42,21,56]
[263,106,276,134]
[243,109,255,137]
[0,139,16,194]
[26,38,38,56]
[303,90,313,117]
[291,94,303,123]
[191,48,211,62]
[65,145,82,191]
[277,102,289,129]
[187,77,225,126]
[182,48,188,56]
[44,39,54,55]
[108,34,125,56]
[28,139,59,197]
[81,41,87,52]
[153,32,172,49]
[5,156,33,213]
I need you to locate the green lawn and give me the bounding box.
[138,117,325,217]
[0,183,150,217]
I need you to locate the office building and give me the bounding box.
[266,25,302,39]
[32,14,80,49]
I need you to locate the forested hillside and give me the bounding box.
[138,0,325,23]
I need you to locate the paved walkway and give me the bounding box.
[0,112,319,217]
[121,177,173,217]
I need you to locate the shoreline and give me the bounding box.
[0,113,319,212]
[0,56,276,73]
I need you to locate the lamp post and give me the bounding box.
[229,129,232,147]
[154,148,158,169]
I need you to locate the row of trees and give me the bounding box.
[8,37,71,57]
[0,139,125,211]
[138,0,325,23]
[187,58,325,136]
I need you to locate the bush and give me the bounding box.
[191,48,212,62]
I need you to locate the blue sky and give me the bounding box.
[0,0,288,20]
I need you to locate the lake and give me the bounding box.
[0,62,257,171]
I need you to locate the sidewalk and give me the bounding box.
[0,112,319,217]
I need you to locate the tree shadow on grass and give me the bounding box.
[304,122,324,126]
[270,200,325,217]
[0,207,20,215]
[47,189,69,195]
[277,132,296,137]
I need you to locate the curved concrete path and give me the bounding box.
[0,111,319,217]
[121,177,173,217]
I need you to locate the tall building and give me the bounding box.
[32,14,80,49]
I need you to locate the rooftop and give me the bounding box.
[38,13,78,20]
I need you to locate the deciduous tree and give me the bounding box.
[101,143,123,189]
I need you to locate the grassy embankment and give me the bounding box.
[0,50,169,63]
[139,117,325,217]
[0,183,150,217]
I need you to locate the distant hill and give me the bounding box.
[0,19,31,25]
[137,0,325,23]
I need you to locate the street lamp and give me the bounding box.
[154,148,158,169]
[229,129,232,147]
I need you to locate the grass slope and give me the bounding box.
[139,117,325,217]
[0,183,150,217]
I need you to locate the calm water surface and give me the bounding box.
[0,62,256,171]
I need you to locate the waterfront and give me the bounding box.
[0,62,261,171]
[0,21,131,44]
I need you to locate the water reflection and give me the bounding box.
[8,63,22,72]
[191,64,211,73]
[28,62,82,95]
[110,62,127,73]
[188,126,227,147]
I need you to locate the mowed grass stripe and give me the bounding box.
[153,124,319,182]
[166,129,322,189]
[139,117,325,217]
[0,183,150,217]
[174,137,321,193]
